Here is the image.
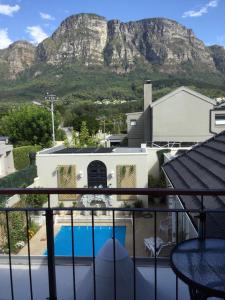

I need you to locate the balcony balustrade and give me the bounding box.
[0,187,224,300]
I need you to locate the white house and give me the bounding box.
[0,136,15,178]
[36,145,149,207]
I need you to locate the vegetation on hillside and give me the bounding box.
[0,63,225,135]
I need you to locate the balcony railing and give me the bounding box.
[0,187,225,300]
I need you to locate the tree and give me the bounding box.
[79,121,90,146]
[0,104,60,147]
[65,121,99,148]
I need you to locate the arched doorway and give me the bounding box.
[87,160,107,188]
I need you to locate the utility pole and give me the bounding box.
[97,116,106,147]
[45,93,57,145]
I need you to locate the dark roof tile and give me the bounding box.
[163,130,225,238]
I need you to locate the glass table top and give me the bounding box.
[171,238,225,297]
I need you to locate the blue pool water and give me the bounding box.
[45,226,126,256]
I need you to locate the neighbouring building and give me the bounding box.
[127,81,225,147]
[0,136,15,178]
[36,145,149,207]
[162,130,225,240]
[106,134,127,147]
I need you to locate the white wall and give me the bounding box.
[147,147,190,178]
[36,151,149,207]
[0,141,15,177]
[6,178,40,207]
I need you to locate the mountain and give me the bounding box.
[36,14,216,73]
[209,45,225,74]
[0,13,224,79]
[0,41,36,80]
[0,13,225,108]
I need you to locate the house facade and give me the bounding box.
[36,145,149,207]
[127,81,225,147]
[0,137,15,178]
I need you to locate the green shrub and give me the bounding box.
[0,212,41,254]
[134,200,143,208]
[0,165,37,207]
[0,211,26,253]
[148,174,166,188]
[13,145,42,170]
[21,193,48,209]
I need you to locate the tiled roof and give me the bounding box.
[163,131,225,238]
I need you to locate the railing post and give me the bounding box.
[46,208,57,300]
[198,195,206,240]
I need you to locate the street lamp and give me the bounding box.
[45,93,58,145]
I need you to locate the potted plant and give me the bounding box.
[58,202,65,216]
[72,201,80,217]
[122,201,132,217]
[133,200,143,216]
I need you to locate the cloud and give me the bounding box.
[40,12,55,21]
[182,0,219,18]
[0,28,12,49]
[0,4,20,16]
[26,26,48,44]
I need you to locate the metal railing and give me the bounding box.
[0,187,225,300]
[146,141,197,148]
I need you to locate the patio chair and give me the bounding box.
[144,237,175,257]
[159,216,172,239]
[157,242,176,257]
[144,237,164,257]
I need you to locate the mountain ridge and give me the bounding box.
[0,13,224,80]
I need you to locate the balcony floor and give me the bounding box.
[0,260,191,300]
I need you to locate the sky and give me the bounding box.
[0,0,225,49]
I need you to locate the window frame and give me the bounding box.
[130,119,137,126]
[215,114,225,126]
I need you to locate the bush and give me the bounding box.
[0,212,41,254]
[0,165,37,207]
[148,174,166,188]
[13,145,42,170]
[1,211,26,253]
[21,193,48,209]
[134,200,143,208]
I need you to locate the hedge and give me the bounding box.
[13,145,42,170]
[0,165,37,207]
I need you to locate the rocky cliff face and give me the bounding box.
[37,15,216,73]
[209,45,225,74]
[1,13,224,79]
[0,41,36,79]
[37,14,108,66]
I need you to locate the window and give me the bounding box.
[215,114,225,125]
[130,119,137,126]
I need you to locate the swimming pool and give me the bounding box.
[45,225,126,256]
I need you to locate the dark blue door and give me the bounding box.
[87,160,107,188]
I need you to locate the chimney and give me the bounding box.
[144,80,152,110]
